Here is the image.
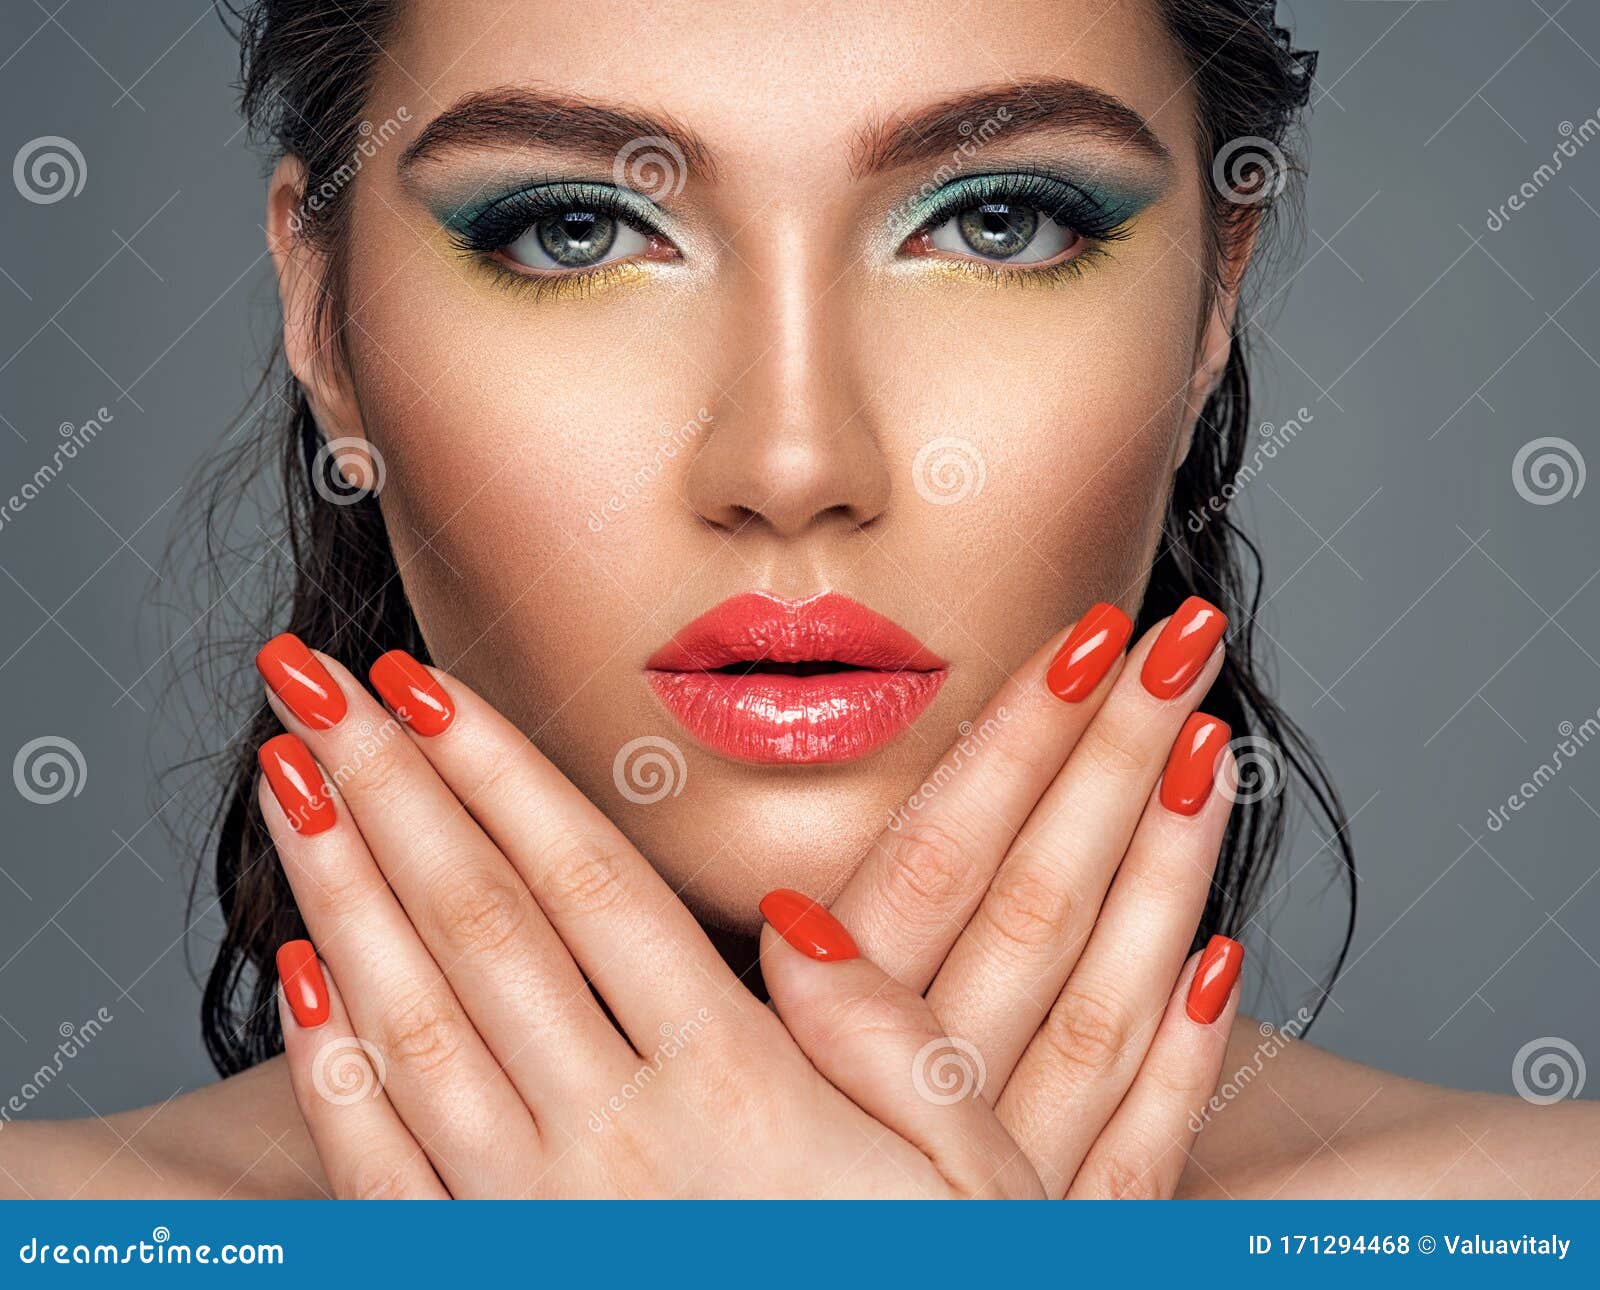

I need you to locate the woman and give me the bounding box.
[4,0,1596,1198]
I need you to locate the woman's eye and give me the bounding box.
[500,207,651,271]
[925,201,1081,265]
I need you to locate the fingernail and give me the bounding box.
[1160,713,1232,815]
[259,733,336,835]
[1046,602,1133,702]
[256,633,347,729]
[1186,935,1243,1024]
[276,940,330,1028]
[370,650,455,736]
[759,889,859,962]
[1141,597,1227,700]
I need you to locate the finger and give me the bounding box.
[833,602,1133,988]
[759,890,1043,1199]
[927,597,1227,1086]
[990,729,1233,1174]
[256,635,625,1095]
[276,941,448,1199]
[364,648,752,1051]
[257,748,538,1190]
[962,717,1234,1107]
[1065,939,1243,1200]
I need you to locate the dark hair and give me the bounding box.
[186,0,1353,1075]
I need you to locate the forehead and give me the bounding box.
[374,0,1196,171]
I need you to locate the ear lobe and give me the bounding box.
[265,155,367,458]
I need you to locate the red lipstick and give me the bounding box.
[646,592,947,764]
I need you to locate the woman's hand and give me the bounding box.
[830,596,1244,1198]
[255,638,1044,1198]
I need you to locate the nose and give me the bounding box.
[684,257,890,539]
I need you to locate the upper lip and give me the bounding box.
[646,591,946,674]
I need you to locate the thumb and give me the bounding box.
[759,889,1041,1198]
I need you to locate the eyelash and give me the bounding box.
[445,180,665,297]
[447,181,657,252]
[446,169,1133,295]
[912,169,1134,245]
[902,168,1133,281]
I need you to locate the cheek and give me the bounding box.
[863,271,1200,669]
[341,240,715,682]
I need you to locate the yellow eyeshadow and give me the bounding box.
[894,248,1108,290]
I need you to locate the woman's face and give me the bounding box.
[281,0,1224,930]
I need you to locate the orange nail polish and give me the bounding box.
[1186,935,1243,1024]
[1046,602,1133,702]
[277,940,330,1028]
[258,733,336,835]
[369,650,455,736]
[256,633,347,729]
[759,889,859,962]
[1141,597,1227,700]
[1160,713,1231,815]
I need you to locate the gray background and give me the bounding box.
[0,0,1596,1130]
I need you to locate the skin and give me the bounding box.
[2,0,1596,1197]
[312,0,1205,927]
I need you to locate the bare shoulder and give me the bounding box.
[0,1057,322,1199]
[1181,1016,1600,1199]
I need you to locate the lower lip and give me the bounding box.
[646,668,946,765]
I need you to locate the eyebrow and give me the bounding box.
[398,77,1167,187]
[852,78,1172,177]
[399,86,717,180]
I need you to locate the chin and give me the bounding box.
[594,742,934,933]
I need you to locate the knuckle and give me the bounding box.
[688,1054,784,1140]
[879,820,971,918]
[343,1151,421,1201]
[429,865,530,957]
[299,862,379,920]
[982,730,1055,790]
[381,994,465,1077]
[466,750,525,811]
[1039,986,1135,1076]
[538,831,630,918]
[976,860,1079,955]
[337,741,409,804]
[1141,1053,1213,1106]
[817,987,926,1050]
[1081,1152,1165,1201]
[1077,717,1150,780]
